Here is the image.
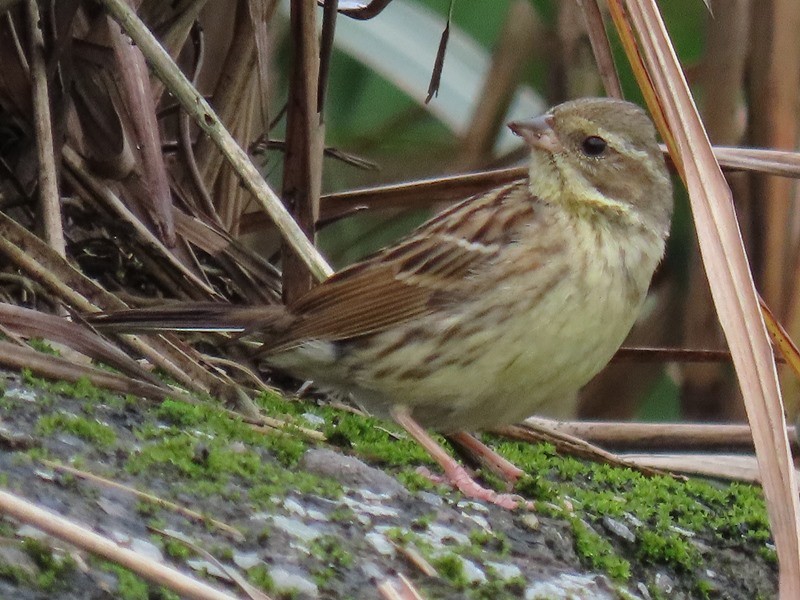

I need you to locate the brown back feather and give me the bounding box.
[270,181,536,351]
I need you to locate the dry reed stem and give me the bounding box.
[281,0,324,302]
[26,0,65,257]
[0,489,237,600]
[575,0,622,98]
[524,418,798,453]
[99,0,332,281]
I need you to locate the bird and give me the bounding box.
[89,97,674,509]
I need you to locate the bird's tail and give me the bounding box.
[86,302,294,336]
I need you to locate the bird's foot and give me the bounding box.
[446,431,525,483]
[417,466,534,510]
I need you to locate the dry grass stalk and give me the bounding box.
[620,453,800,486]
[524,418,798,453]
[680,0,751,421]
[0,489,237,600]
[281,0,324,302]
[25,0,64,256]
[377,573,428,600]
[41,460,244,542]
[747,0,800,313]
[150,527,273,600]
[99,0,332,281]
[495,423,675,479]
[574,0,622,99]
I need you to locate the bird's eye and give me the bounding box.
[581,135,607,157]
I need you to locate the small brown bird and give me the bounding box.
[92,98,673,508]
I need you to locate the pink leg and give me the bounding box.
[391,408,532,510]
[447,431,525,483]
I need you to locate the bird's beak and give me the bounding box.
[508,114,561,153]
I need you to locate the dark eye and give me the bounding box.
[581,135,607,157]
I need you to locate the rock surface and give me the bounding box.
[0,372,777,599]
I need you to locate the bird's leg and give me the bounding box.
[390,407,532,510]
[446,431,525,484]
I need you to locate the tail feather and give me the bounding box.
[87,302,294,336]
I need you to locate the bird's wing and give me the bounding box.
[273,181,536,349]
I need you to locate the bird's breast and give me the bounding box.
[380,213,663,430]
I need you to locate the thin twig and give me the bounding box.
[178,24,222,226]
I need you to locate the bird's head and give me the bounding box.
[509,98,673,238]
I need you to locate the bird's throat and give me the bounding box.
[527,149,564,206]
[527,151,641,226]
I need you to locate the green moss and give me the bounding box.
[27,338,60,355]
[384,526,415,546]
[467,529,510,555]
[411,513,435,531]
[134,500,158,518]
[156,399,220,428]
[323,411,436,467]
[514,473,557,501]
[256,389,305,416]
[396,469,437,492]
[758,546,778,564]
[430,553,468,589]
[637,529,699,571]
[570,518,631,581]
[329,505,356,523]
[21,538,76,590]
[7,367,773,598]
[310,535,354,587]
[247,564,275,592]
[220,394,773,594]
[97,561,179,600]
[694,578,715,598]
[149,399,308,466]
[258,388,432,468]
[36,413,116,448]
[101,563,149,600]
[126,403,341,513]
[0,520,15,538]
[478,434,772,587]
[162,538,191,560]
[470,573,526,600]
[22,371,115,405]
[0,560,32,586]
[213,545,234,561]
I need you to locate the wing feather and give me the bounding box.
[272,181,536,350]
